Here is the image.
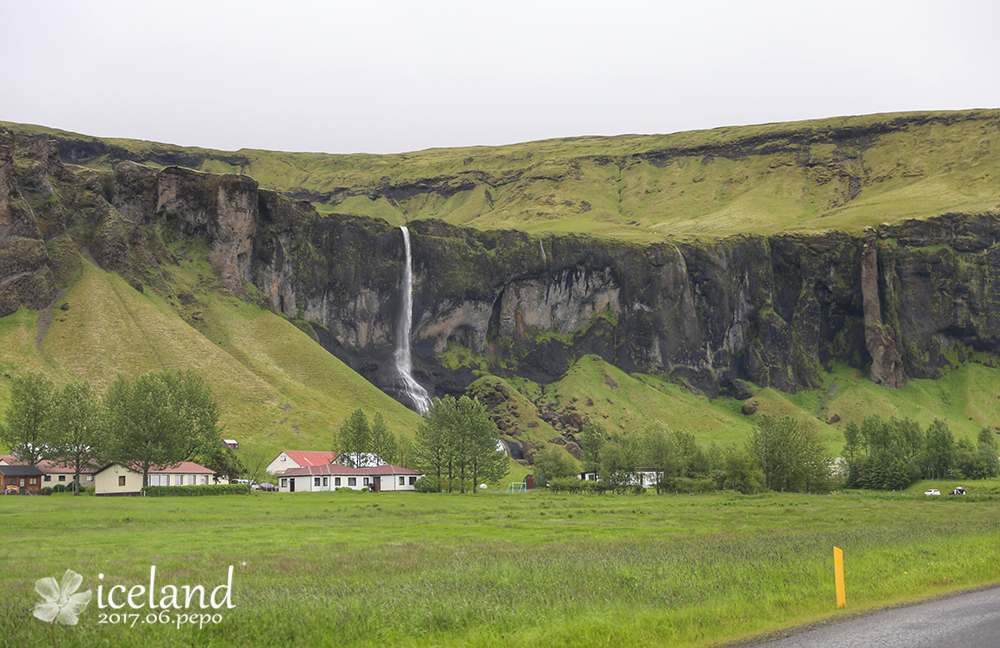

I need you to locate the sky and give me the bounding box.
[2,0,999,155]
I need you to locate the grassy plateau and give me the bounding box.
[2,489,1000,647]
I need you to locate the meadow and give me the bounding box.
[2,487,1000,647]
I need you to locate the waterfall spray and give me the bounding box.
[395,226,433,415]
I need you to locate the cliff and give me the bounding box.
[5,122,1000,422]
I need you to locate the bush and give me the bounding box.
[41,487,53,494]
[142,484,247,497]
[549,477,583,494]
[414,476,440,493]
[583,480,609,495]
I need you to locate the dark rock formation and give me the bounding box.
[6,128,1000,412]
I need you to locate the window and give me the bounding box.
[399,476,405,486]
[20,478,25,487]
[44,475,51,482]
[314,477,321,487]
[58,475,66,482]
[176,475,183,486]
[30,478,37,485]
[363,477,369,486]
[348,477,356,486]
[118,476,126,486]
[201,475,208,485]
[188,475,195,485]
[335,477,341,486]
[280,478,287,488]
[322,477,328,487]
[86,475,93,481]
[409,477,417,485]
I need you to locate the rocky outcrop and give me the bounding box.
[0,128,55,316]
[861,228,907,387]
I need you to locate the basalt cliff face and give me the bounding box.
[3,125,1000,414]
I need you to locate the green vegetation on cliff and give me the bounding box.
[6,109,1000,240]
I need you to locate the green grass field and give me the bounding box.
[3,489,1000,647]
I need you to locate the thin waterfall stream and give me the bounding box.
[395,226,433,415]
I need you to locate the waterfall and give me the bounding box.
[395,226,433,415]
[539,239,547,264]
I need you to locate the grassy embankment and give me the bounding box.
[2,489,1000,647]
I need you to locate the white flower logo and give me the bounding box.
[33,569,92,625]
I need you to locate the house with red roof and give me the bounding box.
[278,463,423,492]
[94,462,217,496]
[266,451,339,475]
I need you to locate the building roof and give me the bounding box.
[0,464,46,477]
[35,460,101,474]
[282,463,423,478]
[95,462,215,476]
[274,451,339,467]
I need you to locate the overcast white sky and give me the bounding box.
[2,0,999,154]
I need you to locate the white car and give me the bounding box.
[924,488,941,496]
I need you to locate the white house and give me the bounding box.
[266,451,339,475]
[94,462,216,496]
[278,464,423,493]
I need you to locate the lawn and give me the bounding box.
[2,488,1000,647]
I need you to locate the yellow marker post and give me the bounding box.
[833,546,846,608]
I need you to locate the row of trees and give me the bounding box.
[0,371,224,493]
[843,415,998,490]
[334,408,410,467]
[412,395,508,493]
[536,415,834,494]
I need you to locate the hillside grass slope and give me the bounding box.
[0,252,423,459]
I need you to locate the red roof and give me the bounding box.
[277,451,339,467]
[282,463,423,478]
[35,460,101,474]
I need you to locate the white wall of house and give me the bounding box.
[377,474,421,491]
[95,465,144,495]
[95,465,215,495]
[266,453,300,475]
[278,474,373,493]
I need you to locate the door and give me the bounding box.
[289,478,295,492]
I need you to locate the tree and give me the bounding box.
[0,372,55,466]
[599,432,642,493]
[975,427,1000,478]
[578,419,607,474]
[412,396,508,493]
[748,414,831,492]
[236,443,272,494]
[922,418,955,480]
[533,446,579,485]
[369,412,399,465]
[104,370,221,488]
[46,380,105,495]
[721,443,764,493]
[336,409,371,467]
[413,398,453,492]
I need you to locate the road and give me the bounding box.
[735,585,1000,648]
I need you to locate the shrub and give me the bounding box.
[549,477,583,494]
[414,476,440,493]
[142,484,247,497]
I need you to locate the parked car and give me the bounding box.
[253,482,278,492]
[950,486,966,495]
[924,488,941,496]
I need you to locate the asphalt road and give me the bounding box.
[735,586,1000,648]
